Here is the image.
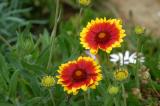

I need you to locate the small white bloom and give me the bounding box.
[110,54,119,62]
[110,50,145,66]
[85,50,97,60]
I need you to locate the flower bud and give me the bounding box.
[108,86,119,95]
[134,25,145,35]
[79,0,91,6]
[41,75,55,88]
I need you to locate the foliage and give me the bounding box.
[0,0,47,38]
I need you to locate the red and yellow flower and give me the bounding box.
[57,56,102,95]
[80,18,126,54]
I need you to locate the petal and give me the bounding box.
[124,51,130,61]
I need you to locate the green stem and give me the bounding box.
[150,79,160,98]
[49,89,56,106]
[121,84,127,106]
[84,92,89,106]
[135,36,140,87]
[79,7,83,23]
[121,40,125,67]
[87,90,90,102]
[0,35,12,49]
[79,7,83,18]
[47,0,60,70]
[114,97,118,106]
[77,7,83,35]
[106,53,110,66]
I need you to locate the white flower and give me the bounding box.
[85,50,97,60]
[110,50,145,66]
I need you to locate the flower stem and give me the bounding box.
[135,36,140,88]
[77,7,83,34]
[79,7,83,24]
[121,84,127,106]
[84,92,89,106]
[87,90,90,102]
[106,53,110,66]
[0,35,12,49]
[114,97,118,106]
[150,79,160,98]
[47,0,60,70]
[49,89,56,106]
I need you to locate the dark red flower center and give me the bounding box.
[72,69,87,82]
[95,32,111,44]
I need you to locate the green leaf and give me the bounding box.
[29,77,41,96]
[0,102,13,106]
[127,93,142,106]
[0,53,9,83]
[103,94,114,106]
[36,46,50,66]
[40,29,50,50]
[9,70,19,98]
[5,8,31,16]
[0,74,8,91]
[5,17,26,24]
[148,80,160,91]
[21,60,44,75]
[23,97,43,106]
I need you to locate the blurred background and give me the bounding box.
[1,0,160,38]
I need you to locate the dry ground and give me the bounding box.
[101,0,160,37]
